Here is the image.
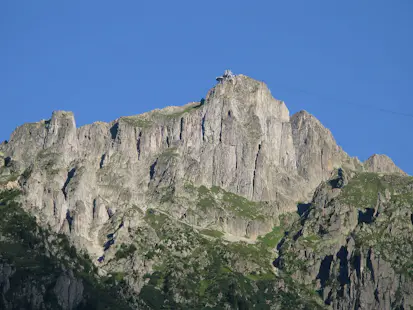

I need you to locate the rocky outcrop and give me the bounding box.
[275,170,413,310]
[54,271,84,310]
[291,110,362,193]
[0,264,85,310]
[363,154,406,175]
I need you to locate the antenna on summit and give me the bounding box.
[216,70,235,83]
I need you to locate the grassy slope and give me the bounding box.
[136,210,325,310]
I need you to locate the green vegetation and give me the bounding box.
[195,184,267,220]
[339,172,413,210]
[111,272,126,282]
[245,272,276,281]
[158,148,179,160]
[197,195,217,211]
[299,234,322,250]
[139,234,324,309]
[144,209,169,232]
[36,150,62,175]
[0,189,21,204]
[21,166,33,179]
[159,186,175,203]
[139,261,324,309]
[226,241,274,269]
[272,170,413,309]
[222,189,266,220]
[161,103,204,119]
[339,172,387,208]
[354,209,413,278]
[0,176,327,309]
[280,251,308,275]
[337,172,413,277]
[279,211,300,227]
[134,206,325,309]
[0,190,49,273]
[196,185,219,211]
[200,229,224,238]
[257,226,284,248]
[120,116,153,128]
[115,243,137,260]
[0,171,19,186]
[0,189,132,309]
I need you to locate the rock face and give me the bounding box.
[364,154,406,175]
[54,272,84,310]
[3,75,305,203]
[0,74,349,250]
[0,72,408,309]
[0,190,129,310]
[291,111,363,192]
[276,170,413,310]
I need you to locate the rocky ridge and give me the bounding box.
[275,169,413,309]
[0,72,408,309]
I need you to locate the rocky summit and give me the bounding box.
[0,72,409,310]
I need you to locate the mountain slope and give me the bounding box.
[275,169,413,309]
[0,189,131,309]
[0,72,408,309]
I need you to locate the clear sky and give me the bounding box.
[1,1,412,173]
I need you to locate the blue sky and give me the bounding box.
[1,1,412,173]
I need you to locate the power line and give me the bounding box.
[271,83,413,119]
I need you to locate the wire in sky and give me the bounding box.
[271,83,413,119]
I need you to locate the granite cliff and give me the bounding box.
[0,72,408,309]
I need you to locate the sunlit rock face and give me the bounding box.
[0,72,406,309]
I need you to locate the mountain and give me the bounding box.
[0,72,409,309]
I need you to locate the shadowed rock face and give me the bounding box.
[0,73,407,309]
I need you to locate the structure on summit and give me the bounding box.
[216,69,235,83]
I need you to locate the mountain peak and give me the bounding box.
[364,153,406,175]
[206,72,289,121]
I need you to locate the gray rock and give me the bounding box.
[363,153,406,175]
[276,171,413,310]
[291,110,362,196]
[0,72,407,309]
[54,271,84,310]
